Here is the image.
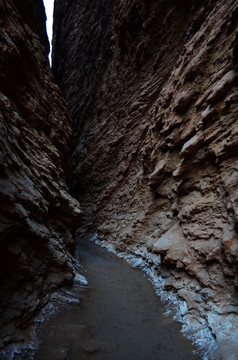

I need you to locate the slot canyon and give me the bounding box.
[0,0,238,359]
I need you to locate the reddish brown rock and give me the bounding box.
[0,1,82,357]
[53,0,238,357]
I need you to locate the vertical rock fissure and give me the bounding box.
[0,0,238,359]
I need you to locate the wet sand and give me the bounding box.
[34,238,200,360]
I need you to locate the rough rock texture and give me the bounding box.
[53,0,238,358]
[0,1,82,357]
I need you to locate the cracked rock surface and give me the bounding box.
[0,1,82,357]
[53,0,238,357]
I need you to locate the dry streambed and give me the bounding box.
[34,238,200,360]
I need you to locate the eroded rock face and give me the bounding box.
[0,1,82,357]
[53,0,238,358]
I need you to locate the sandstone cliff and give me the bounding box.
[0,1,82,357]
[53,0,238,358]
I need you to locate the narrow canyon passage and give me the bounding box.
[34,238,199,360]
[1,0,238,358]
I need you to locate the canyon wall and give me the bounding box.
[53,0,238,358]
[0,1,82,357]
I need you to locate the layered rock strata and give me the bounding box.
[0,1,82,357]
[53,0,238,357]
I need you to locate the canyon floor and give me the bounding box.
[34,238,200,360]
